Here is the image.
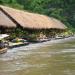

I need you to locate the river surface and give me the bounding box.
[0,37,75,75]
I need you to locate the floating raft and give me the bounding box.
[9,42,29,48]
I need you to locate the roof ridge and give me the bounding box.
[0,5,21,27]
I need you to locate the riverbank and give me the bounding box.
[8,36,75,51]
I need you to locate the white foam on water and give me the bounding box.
[61,49,75,53]
[0,37,75,73]
[0,36,75,61]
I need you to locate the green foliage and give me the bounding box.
[0,0,75,31]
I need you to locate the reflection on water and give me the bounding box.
[0,38,75,75]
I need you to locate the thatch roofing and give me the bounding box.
[0,5,67,29]
[0,7,16,28]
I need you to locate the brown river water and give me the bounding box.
[0,37,75,75]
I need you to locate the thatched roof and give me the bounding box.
[0,7,16,28]
[0,5,67,29]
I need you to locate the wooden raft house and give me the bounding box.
[0,5,67,37]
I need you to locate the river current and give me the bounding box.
[0,37,75,75]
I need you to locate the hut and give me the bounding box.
[0,6,16,33]
[0,5,67,38]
